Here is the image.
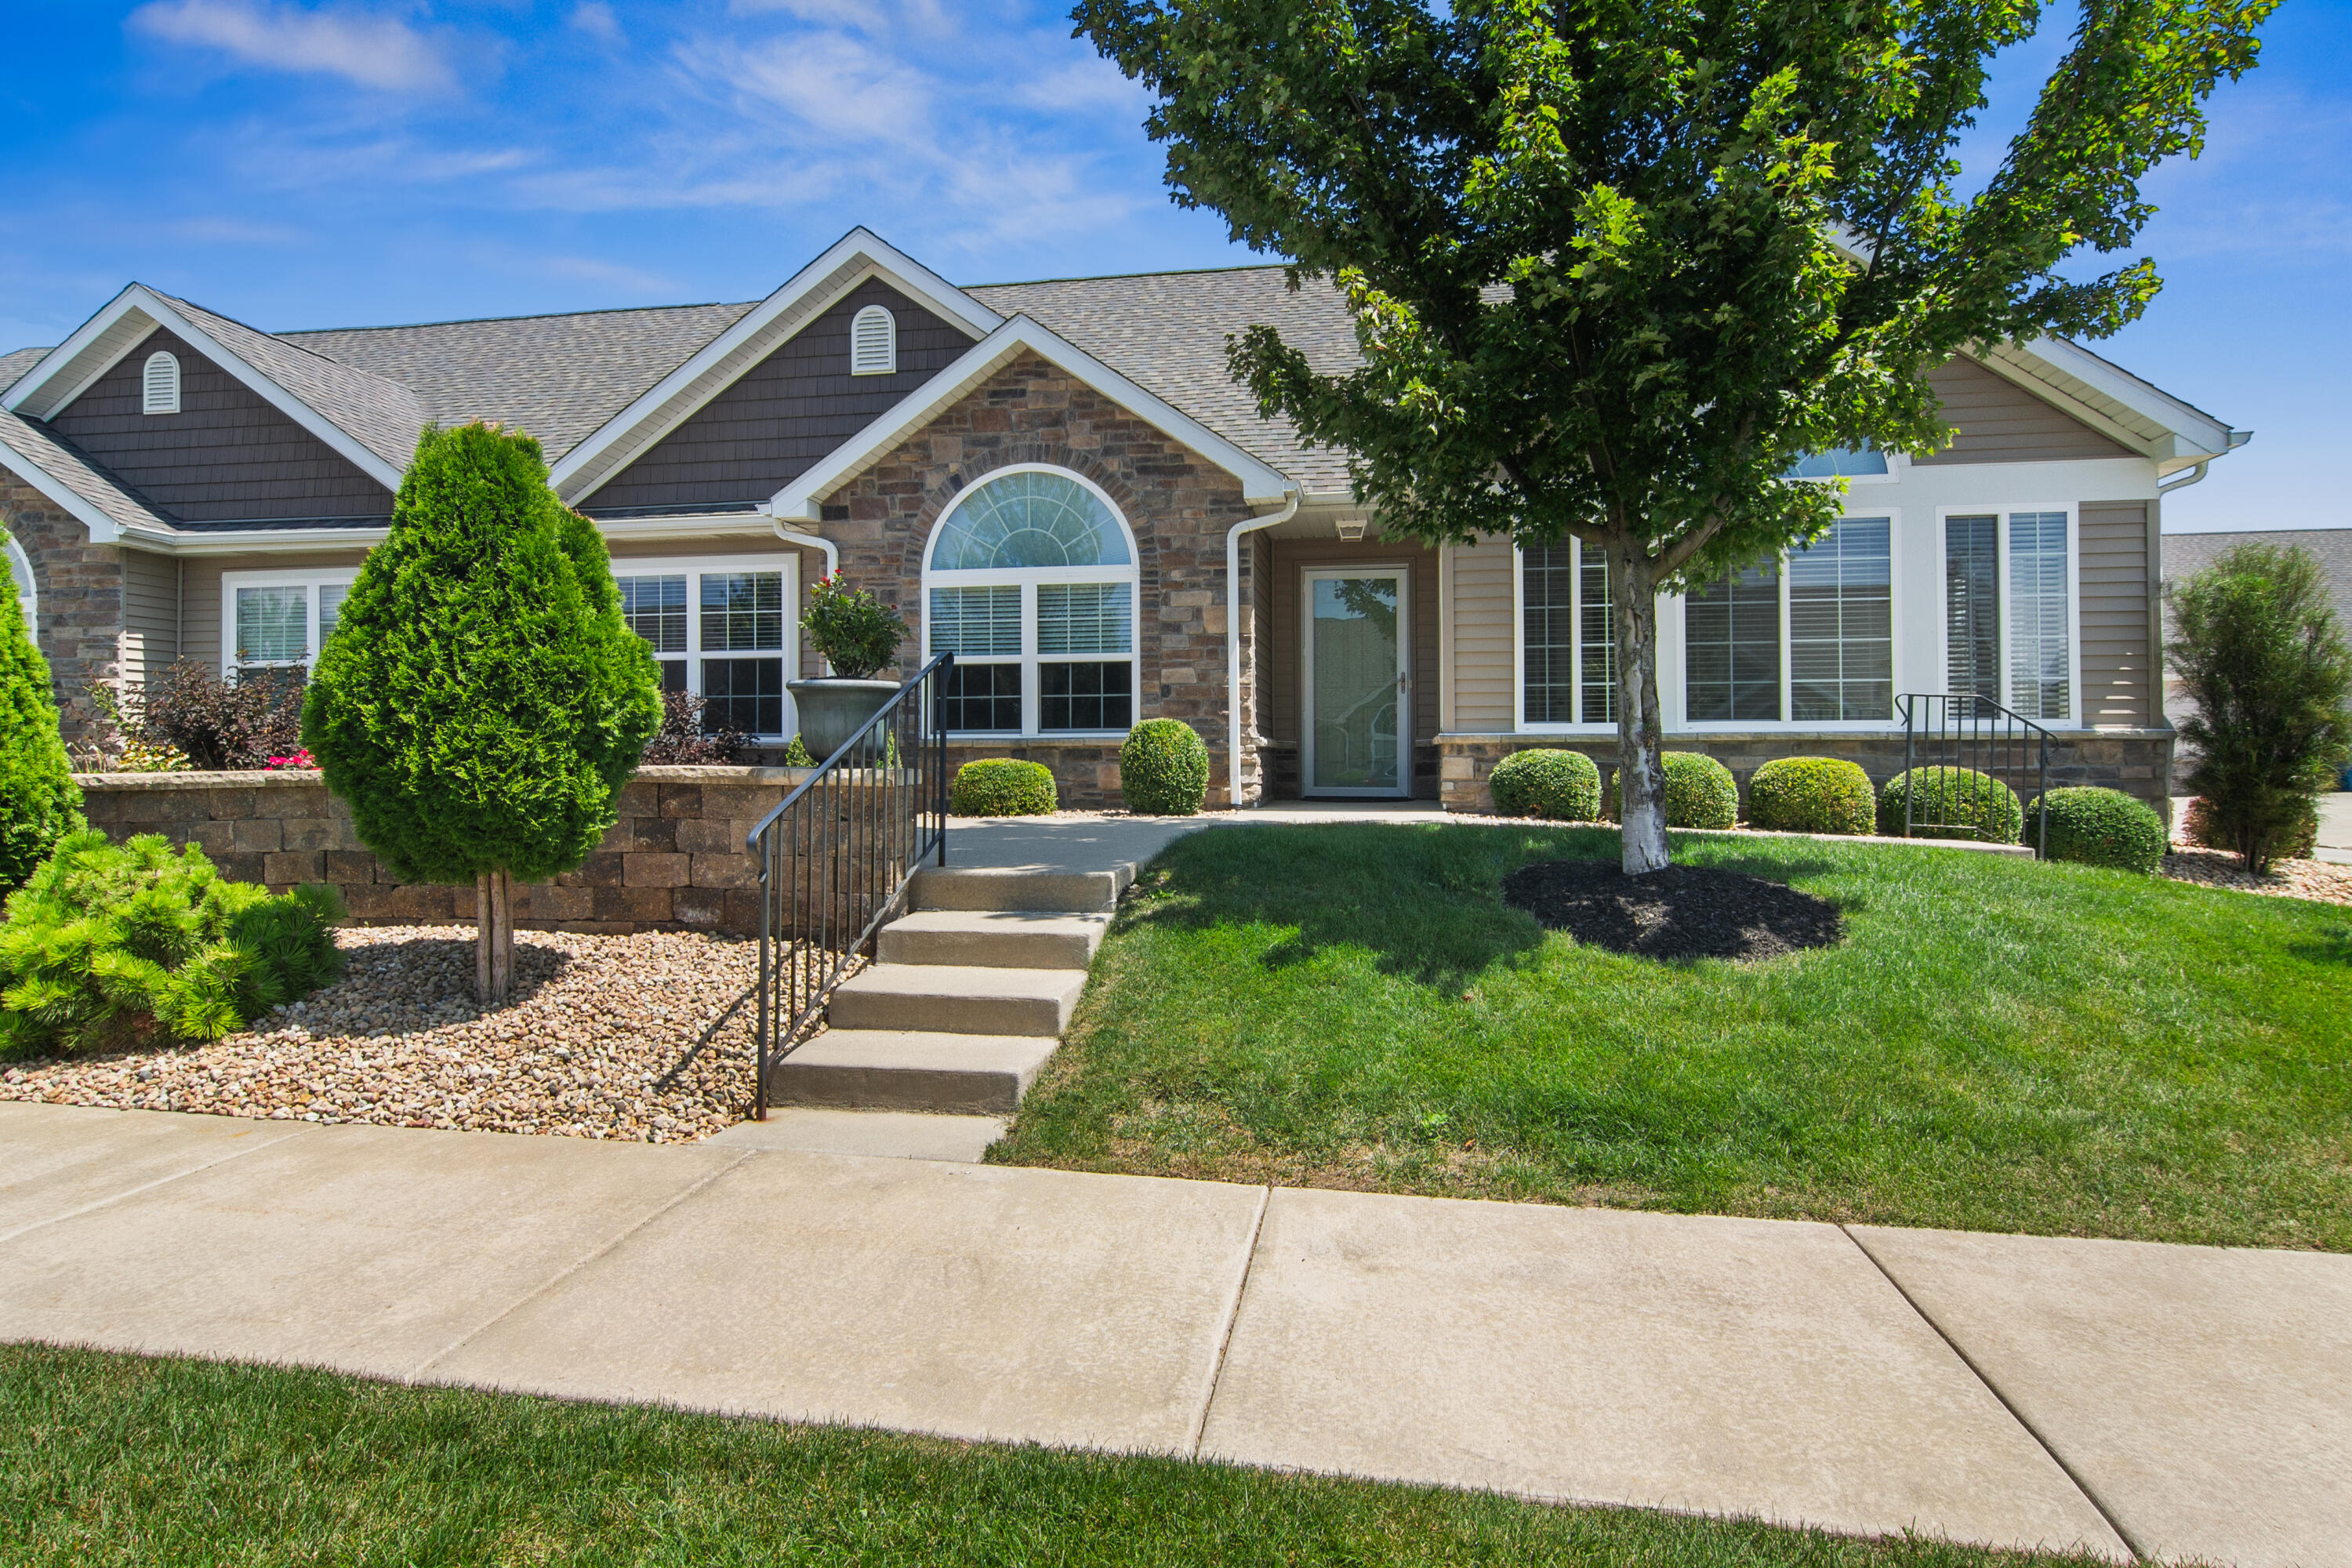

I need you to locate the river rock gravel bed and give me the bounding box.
[0,925,770,1142]
[2159,845,2352,906]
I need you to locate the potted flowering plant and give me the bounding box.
[789,574,909,760]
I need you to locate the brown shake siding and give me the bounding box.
[2079,499,2154,727]
[583,280,982,513]
[1914,358,2133,465]
[45,328,397,523]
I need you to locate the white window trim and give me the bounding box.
[4,532,34,640]
[850,304,897,376]
[611,553,803,739]
[1512,537,1618,736]
[220,568,361,677]
[921,463,1143,740]
[1301,563,1414,798]
[142,350,181,416]
[1933,503,2082,731]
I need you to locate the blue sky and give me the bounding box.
[3,0,2344,532]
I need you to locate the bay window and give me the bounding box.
[923,466,1139,736]
[612,557,797,737]
[221,570,356,679]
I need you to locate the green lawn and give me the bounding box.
[990,824,2352,1250]
[0,1345,2111,1566]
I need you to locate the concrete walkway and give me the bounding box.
[4,1102,2346,1567]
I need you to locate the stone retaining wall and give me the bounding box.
[74,766,812,936]
[1435,731,2177,819]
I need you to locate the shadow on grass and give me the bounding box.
[1115,822,1853,989]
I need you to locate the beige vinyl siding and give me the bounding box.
[1448,537,1516,731]
[1265,537,1439,753]
[1250,528,1276,750]
[1914,358,2134,465]
[2079,500,2154,727]
[119,547,178,686]
[180,549,370,673]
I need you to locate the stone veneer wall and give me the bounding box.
[74,766,811,936]
[818,350,1265,808]
[2,470,122,747]
[1436,731,2176,818]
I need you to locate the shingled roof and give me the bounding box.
[0,407,176,540]
[160,293,430,473]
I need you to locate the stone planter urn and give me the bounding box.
[787,678,902,762]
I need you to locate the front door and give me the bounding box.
[1302,568,1410,797]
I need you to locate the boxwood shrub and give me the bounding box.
[1746,757,1877,836]
[949,759,1058,818]
[1488,749,1602,820]
[2028,787,2169,873]
[2183,793,2317,860]
[1605,752,1739,829]
[1878,767,2024,844]
[1,831,345,1058]
[1120,719,1210,815]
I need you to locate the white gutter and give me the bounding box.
[1225,490,1301,807]
[2156,461,2210,495]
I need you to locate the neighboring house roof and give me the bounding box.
[0,347,49,389]
[2162,528,2352,633]
[0,407,177,544]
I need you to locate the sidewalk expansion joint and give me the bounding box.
[1189,1182,1272,1458]
[0,1121,317,1251]
[1839,1224,2146,1563]
[403,1149,756,1384]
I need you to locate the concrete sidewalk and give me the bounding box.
[2,1102,2346,1567]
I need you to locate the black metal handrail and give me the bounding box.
[1896,692,2054,858]
[745,653,953,1119]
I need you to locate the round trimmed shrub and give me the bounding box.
[1605,752,1739,829]
[1878,767,2024,844]
[1488,749,1602,820]
[2183,793,2317,860]
[1746,757,1876,836]
[2028,787,2168,873]
[1120,719,1210,815]
[950,759,1057,817]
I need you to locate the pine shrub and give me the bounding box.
[1878,767,2024,844]
[1488,749,1602,820]
[0,549,82,894]
[0,831,344,1057]
[1119,720,1210,815]
[1746,757,1876,836]
[951,760,1058,817]
[1607,752,1738,829]
[2029,787,2169,873]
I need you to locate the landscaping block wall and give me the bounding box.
[74,766,811,936]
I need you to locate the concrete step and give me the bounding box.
[877,909,1110,970]
[703,1107,1007,1163]
[827,964,1087,1037]
[910,866,1131,914]
[764,1031,1057,1115]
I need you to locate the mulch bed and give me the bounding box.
[1501,858,1845,962]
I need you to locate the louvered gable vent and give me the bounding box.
[850,305,896,376]
[142,350,181,415]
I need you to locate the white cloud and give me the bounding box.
[1014,56,1149,117]
[129,0,455,93]
[568,3,622,44]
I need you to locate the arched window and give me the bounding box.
[922,466,1138,735]
[850,305,896,376]
[3,532,34,640]
[142,350,181,415]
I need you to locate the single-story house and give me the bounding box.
[1,228,2246,814]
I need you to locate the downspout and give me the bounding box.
[1225,490,1301,808]
[771,517,840,677]
[2155,461,2209,495]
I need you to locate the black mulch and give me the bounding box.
[1501,858,1845,962]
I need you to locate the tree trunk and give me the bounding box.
[1610,545,1672,876]
[475,867,515,1005]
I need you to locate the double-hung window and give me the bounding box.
[1682,517,1893,724]
[612,557,798,737]
[1519,541,1616,725]
[221,570,357,680]
[923,466,1139,736]
[1943,510,2072,723]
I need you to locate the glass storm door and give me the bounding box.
[1304,568,1409,796]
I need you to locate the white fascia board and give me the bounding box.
[2,285,407,490]
[1992,338,2239,464]
[0,425,137,544]
[166,527,390,557]
[594,511,779,541]
[768,315,1298,521]
[550,227,1007,501]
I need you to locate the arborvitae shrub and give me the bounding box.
[0,549,82,894]
[2031,787,2169,873]
[1746,757,1876,836]
[950,760,1058,817]
[1607,752,1738,829]
[1119,720,1210,815]
[1878,767,2024,844]
[1488,749,1602,820]
[0,831,343,1056]
[2183,793,2316,861]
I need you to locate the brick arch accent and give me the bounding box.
[0,472,121,746]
